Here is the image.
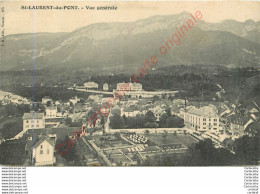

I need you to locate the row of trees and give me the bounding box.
[7,85,91,102]
[0,104,30,118]
[91,72,220,99]
[109,109,184,129]
[0,104,30,139]
[143,135,259,166]
[158,108,184,128]
[1,118,23,139]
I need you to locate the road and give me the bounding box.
[68,87,113,95]
[83,138,113,166]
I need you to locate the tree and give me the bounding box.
[135,115,145,128]
[184,139,216,166]
[172,116,184,128]
[233,135,259,165]
[137,158,142,165]
[142,139,236,166]
[4,104,30,117]
[163,130,168,144]
[162,94,166,99]
[133,153,139,161]
[165,107,171,117]
[109,115,124,129]
[152,95,160,103]
[159,114,184,128]
[144,130,150,135]
[2,119,23,139]
[65,117,72,127]
[87,109,96,118]
[184,139,236,166]
[145,111,156,124]
[46,101,52,107]
[100,116,105,127]
[111,108,121,117]
[57,136,80,165]
[144,122,157,128]
[159,114,168,128]
[245,122,260,137]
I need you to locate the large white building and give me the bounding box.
[116,82,142,91]
[84,82,99,90]
[22,112,45,131]
[183,106,220,132]
[113,82,177,99]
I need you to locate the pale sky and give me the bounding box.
[2,1,260,35]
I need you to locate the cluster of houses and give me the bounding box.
[0,91,30,105]
[124,133,148,144]
[181,100,260,140]
[117,99,167,122]
[223,101,259,138]
[22,96,72,131]
[1,80,258,167]
[22,94,111,133]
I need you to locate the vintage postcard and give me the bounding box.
[0,1,259,167]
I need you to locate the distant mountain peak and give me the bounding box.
[1,13,259,72]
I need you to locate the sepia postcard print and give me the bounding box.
[0,1,259,167]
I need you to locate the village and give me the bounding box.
[0,75,259,166]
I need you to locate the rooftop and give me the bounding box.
[26,135,56,151]
[186,106,218,118]
[123,106,139,113]
[84,82,98,86]
[23,112,44,120]
[46,106,57,110]
[42,96,51,99]
[34,136,55,148]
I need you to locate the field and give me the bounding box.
[145,133,198,147]
[91,134,131,149]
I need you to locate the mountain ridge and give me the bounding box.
[1,12,259,73]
